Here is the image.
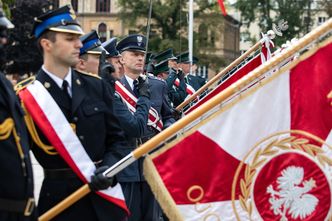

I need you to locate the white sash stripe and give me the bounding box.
[27,80,125,200]
[115,81,163,131]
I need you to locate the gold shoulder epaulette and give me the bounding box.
[14,76,36,94]
[75,69,101,79]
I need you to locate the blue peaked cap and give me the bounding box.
[79,30,108,56]
[32,5,84,38]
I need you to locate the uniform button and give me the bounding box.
[79,135,84,140]
[94,107,99,111]
[73,117,78,122]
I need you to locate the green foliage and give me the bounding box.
[319,0,332,17]
[235,0,322,46]
[117,0,223,70]
[1,0,15,17]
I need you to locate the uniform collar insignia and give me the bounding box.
[44,81,51,89]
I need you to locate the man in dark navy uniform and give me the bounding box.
[108,34,171,221]
[177,51,206,91]
[0,7,37,221]
[117,35,175,141]
[24,5,128,221]
[154,48,187,107]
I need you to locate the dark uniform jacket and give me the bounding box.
[28,69,128,221]
[166,68,187,107]
[0,73,36,221]
[109,91,150,182]
[185,74,207,91]
[120,75,175,141]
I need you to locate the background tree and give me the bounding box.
[318,0,332,17]
[117,0,188,53]
[1,0,15,16]
[117,0,229,71]
[3,0,51,76]
[235,0,324,46]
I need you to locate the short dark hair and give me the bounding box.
[36,30,57,54]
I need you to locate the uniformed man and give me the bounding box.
[102,37,124,79]
[111,33,174,221]
[0,7,37,221]
[75,30,109,76]
[20,5,128,221]
[100,35,154,221]
[153,48,187,107]
[117,35,175,141]
[177,51,206,91]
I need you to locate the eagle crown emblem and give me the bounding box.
[266,166,318,220]
[137,36,143,46]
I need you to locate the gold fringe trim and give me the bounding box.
[21,102,58,155]
[143,155,183,221]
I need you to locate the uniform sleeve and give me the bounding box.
[166,70,187,107]
[165,69,177,90]
[160,82,176,128]
[113,93,150,138]
[101,80,129,166]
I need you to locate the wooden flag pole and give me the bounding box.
[39,18,331,221]
[175,40,261,111]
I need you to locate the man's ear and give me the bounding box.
[119,56,125,65]
[75,59,86,71]
[40,38,52,52]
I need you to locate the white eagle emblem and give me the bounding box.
[266,166,318,220]
[137,36,143,46]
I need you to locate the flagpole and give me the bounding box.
[145,0,153,57]
[38,18,332,221]
[188,0,193,75]
[176,32,271,111]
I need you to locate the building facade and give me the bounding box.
[55,0,240,78]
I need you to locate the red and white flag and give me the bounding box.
[185,42,271,114]
[144,41,332,220]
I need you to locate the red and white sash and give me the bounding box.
[174,78,196,95]
[18,80,128,213]
[115,81,163,132]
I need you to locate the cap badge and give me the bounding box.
[61,19,66,26]
[137,36,143,46]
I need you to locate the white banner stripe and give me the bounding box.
[26,80,125,200]
[198,71,291,162]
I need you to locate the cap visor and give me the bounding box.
[87,46,109,55]
[49,25,84,36]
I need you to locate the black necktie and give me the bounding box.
[62,80,71,105]
[133,79,139,97]
[184,76,189,84]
